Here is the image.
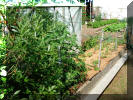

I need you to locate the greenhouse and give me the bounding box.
[0,0,85,45]
[0,0,129,100]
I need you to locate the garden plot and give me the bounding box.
[80,43,125,80]
[81,19,120,43]
[69,44,126,94]
[69,25,126,94]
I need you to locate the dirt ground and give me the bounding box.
[81,24,111,43]
[80,44,125,80]
[81,24,125,43]
[70,44,125,94]
[81,24,102,42]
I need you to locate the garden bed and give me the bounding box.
[81,44,125,80]
[76,49,127,100]
[69,43,126,94]
[81,21,126,43]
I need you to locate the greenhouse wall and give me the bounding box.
[48,6,82,45]
[6,6,83,45]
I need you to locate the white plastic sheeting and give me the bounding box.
[49,6,82,45]
[2,0,84,45]
[6,5,83,45]
[93,0,133,19]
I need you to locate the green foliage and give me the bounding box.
[0,24,2,32]
[103,22,126,32]
[94,67,100,71]
[117,37,126,45]
[88,19,119,28]
[82,36,99,51]
[92,60,98,67]
[4,8,87,99]
[0,33,6,100]
[0,34,6,66]
[87,52,92,57]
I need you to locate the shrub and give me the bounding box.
[0,33,6,100]
[4,8,87,99]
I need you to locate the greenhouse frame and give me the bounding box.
[1,0,85,45]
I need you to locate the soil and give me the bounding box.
[80,43,125,80]
[70,43,125,94]
[81,24,102,43]
[70,23,126,94]
[81,24,111,43]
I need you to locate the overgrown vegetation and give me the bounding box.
[1,8,87,99]
[88,19,119,28]
[0,30,7,99]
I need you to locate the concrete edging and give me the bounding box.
[76,49,127,100]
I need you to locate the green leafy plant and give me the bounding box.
[92,60,99,67]
[4,7,87,99]
[82,36,99,51]
[88,19,119,28]
[0,33,6,100]
[94,67,100,71]
[87,52,92,57]
[103,22,126,32]
[105,46,109,55]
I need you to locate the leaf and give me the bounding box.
[1,77,6,83]
[20,98,28,100]
[0,94,4,99]
[13,90,21,96]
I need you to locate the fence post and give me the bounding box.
[98,30,104,69]
[115,31,118,50]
